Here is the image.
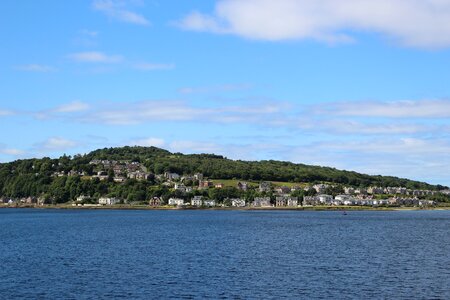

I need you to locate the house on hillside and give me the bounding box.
[149,197,162,207]
[168,198,184,206]
[313,184,329,194]
[191,196,203,207]
[203,199,216,207]
[98,197,120,205]
[252,197,271,207]
[274,186,291,195]
[237,182,248,191]
[165,172,180,181]
[199,180,213,189]
[231,198,246,207]
[259,182,271,193]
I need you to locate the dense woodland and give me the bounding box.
[0,146,448,204]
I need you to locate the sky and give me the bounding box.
[1,0,450,186]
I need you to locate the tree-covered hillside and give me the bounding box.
[84,146,444,189]
[0,146,447,204]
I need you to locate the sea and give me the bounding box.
[0,209,449,299]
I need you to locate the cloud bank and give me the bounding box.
[179,0,450,48]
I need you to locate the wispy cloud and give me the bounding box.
[93,0,150,26]
[133,62,175,71]
[35,101,91,120]
[129,137,166,147]
[0,146,25,156]
[36,137,78,152]
[0,110,15,117]
[53,101,90,113]
[178,0,450,48]
[14,64,57,72]
[79,100,285,125]
[178,83,252,94]
[68,51,123,63]
[314,100,450,118]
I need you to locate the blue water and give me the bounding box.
[0,209,449,299]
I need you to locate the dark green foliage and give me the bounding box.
[0,146,447,203]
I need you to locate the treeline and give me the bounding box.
[86,146,445,190]
[0,146,448,203]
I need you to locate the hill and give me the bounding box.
[0,146,448,204]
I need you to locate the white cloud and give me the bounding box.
[178,0,450,48]
[15,64,57,72]
[68,51,123,63]
[0,110,14,117]
[168,140,222,154]
[93,0,150,26]
[38,137,78,152]
[80,100,284,125]
[130,137,166,147]
[315,99,450,118]
[133,62,175,71]
[54,101,90,113]
[178,83,252,94]
[0,148,25,156]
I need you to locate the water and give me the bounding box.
[0,209,449,299]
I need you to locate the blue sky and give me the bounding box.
[1,0,450,186]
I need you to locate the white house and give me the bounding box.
[191,196,203,206]
[203,199,216,207]
[98,197,119,205]
[287,197,299,207]
[168,198,184,206]
[252,197,272,207]
[317,194,333,204]
[231,198,246,207]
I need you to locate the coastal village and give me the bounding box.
[2,159,447,208]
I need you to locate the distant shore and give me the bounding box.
[2,204,449,211]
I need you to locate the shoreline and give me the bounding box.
[1,204,449,211]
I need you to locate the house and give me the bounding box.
[344,187,355,195]
[231,198,246,207]
[194,173,204,181]
[276,196,299,207]
[237,182,248,191]
[367,187,384,194]
[303,196,318,206]
[203,199,216,207]
[165,172,180,181]
[168,198,184,206]
[252,197,271,207]
[76,195,90,203]
[419,200,435,207]
[215,183,224,189]
[113,176,126,183]
[149,197,162,207]
[191,196,203,206]
[98,197,119,205]
[317,194,333,205]
[127,171,150,181]
[93,171,108,181]
[313,184,329,194]
[174,183,187,192]
[335,195,358,206]
[287,197,299,207]
[354,188,367,195]
[259,182,271,193]
[199,180,213,189]
[274,186,291,195]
